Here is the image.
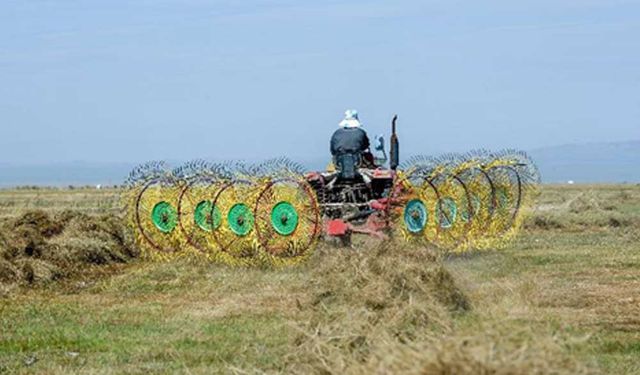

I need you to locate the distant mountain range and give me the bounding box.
[1,141,638,187]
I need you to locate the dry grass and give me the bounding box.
[284,242,594,374]
[286,243,468,373]
[447,184,640,374]
[0,187,120,220]
[0,184,638,373]
[0,210,138,290]
[526,184,640,231]
[361,328,594,375]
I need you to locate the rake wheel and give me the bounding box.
[134,175,185,259]
[177,174,224,258]
[254,177,321,266]
[211,179,263,266]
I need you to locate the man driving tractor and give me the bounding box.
[330,109,375,174]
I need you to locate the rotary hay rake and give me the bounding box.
[121,150,540,267]
[395,150,539,251]
[122,159,322,267]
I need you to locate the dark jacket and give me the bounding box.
[330,127,370,156]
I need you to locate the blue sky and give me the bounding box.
[0,0,638,164]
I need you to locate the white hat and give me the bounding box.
[339,109,362,128]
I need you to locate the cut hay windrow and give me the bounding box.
[121,151,540,267]
[0,210,138,287]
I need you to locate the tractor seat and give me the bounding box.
[335,153,363,182]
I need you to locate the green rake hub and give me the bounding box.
[460,194,482,223]
[270,201,299,236]
[227,203,254,236]
[496,188,510,209]
[194,200,221,232]
[151,201,178,233]
[404,199,428,233]
[436,197,457,229]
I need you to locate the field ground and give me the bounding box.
[0,188,121,220]
[0,185,639,373]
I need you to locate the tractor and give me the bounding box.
[122,113,539,266]
[305,115,401,241]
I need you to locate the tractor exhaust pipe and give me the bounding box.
[390,115,399,170]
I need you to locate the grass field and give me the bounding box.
[0,185,638,374]
[0,188,121,220]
